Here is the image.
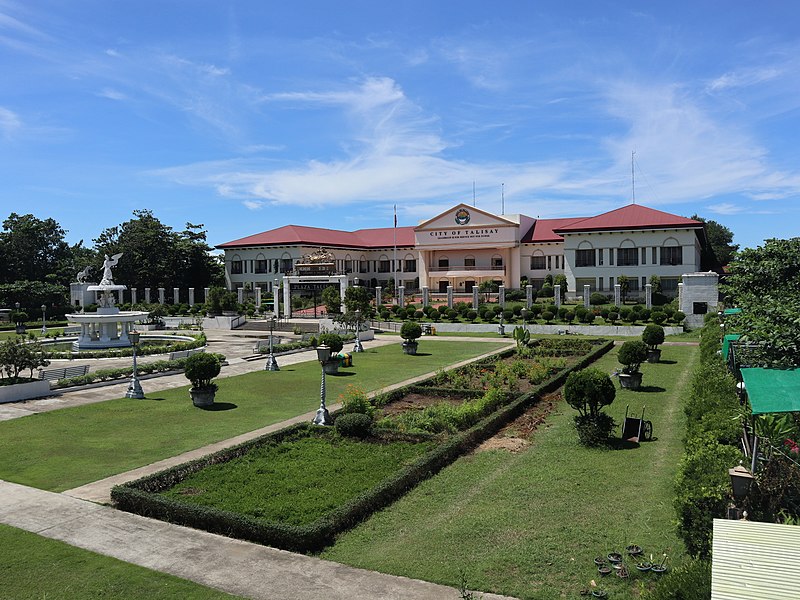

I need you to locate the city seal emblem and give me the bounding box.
[454,208,471,225]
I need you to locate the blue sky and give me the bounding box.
[1,1,798,251]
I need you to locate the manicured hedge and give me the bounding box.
[47,334,206,360]
[674,318,743,559]
[112,338,613,552]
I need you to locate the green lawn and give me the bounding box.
[0,340,508,492]
[163,430,435,526]
[322,344,697,600]
[0,523,240,599]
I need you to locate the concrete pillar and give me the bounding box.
[375,287,382,307]
[645,284,652,309]
[554,285,561,310]
[422,286,429,307]
[677,282,684,309]
[144,287,151,304]
[526,285,533,308]
[173,287,180,304]
[131,288,137,305]
[614,284,621,307]
[237,287,243,304]
[204,287,210,304]
[447,285,453,309]
[158,288,165,304]
[274,281,280,316]
[473,287,479,309]
[188,288,195,306]
[398,286,405,307]
[499,285,506,307]
[584,284,591,309]
[282,281,290,318]
[255,287,262,308]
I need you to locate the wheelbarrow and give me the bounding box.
[621,405,653,443]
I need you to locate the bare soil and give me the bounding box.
[475,391,562,453]
[378,392,471,418]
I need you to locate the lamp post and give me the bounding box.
[353,309,364,352]
[312,344,333,426]
[41,304,47,336]
[125,330,145,399]
[265,315,279,371]
[498,312,505,336]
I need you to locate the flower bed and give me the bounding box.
[111,338,613,552]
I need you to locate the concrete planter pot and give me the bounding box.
[402,340,419,355]
[618,372,643,390]
[0,379,53,404]
[190,387,216,407]
[646,349,662,363]
[323,358,340,375]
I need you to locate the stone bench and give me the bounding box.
[39,365,90,381]
[168,347,205,361]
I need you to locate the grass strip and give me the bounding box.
[0,523,239,599]
[0,340,507,492]
[322,344,697,600]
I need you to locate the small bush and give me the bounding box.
[589,292,608,306]
[400,320,422,341]
[618,340,648,374]
[183,353,220,390]
[335,413,373,439]
[466,310,477,322]
[651,311,667,325]
[574,413,616,447]
[317,333,344,353]
[645,559,711,600]
[642,323,665,349]
[542,310,554,323]
[338,385,374,418]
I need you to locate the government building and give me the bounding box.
[216,202,704,301]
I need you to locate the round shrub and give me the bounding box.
[492,304,503,315]
[335,413,373,439]
[642,323,665,349]
[428,308,440,321]
[539,284,554,298]
[317,333,344,353]
[618,340,648,373]
[446,308,458,321]
[400,320,422,341]
[632,304,644,314]
[565,367,616,418]
[395,308,407,320]
[466,310,478,322]
[380,310,390,320]
[502,309,514,321]
[574,413,616,447]
[542,310,554,323]
[512,305,522,316]
[183,352,221,390]
[575,307,588,320]
[590,292,608,306]
[564,310,575,323]
[414,310,424,320]
[529,304,543,318]
[651,311,667,325]
[673,311,686,323]
[608,311,619,322]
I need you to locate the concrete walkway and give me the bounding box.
[0,480,516,600]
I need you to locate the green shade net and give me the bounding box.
[722,334,741,361]
[723,308,742,315]
[741,368,800,415]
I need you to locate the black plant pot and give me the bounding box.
[618,371,643,390]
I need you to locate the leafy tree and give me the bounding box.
[0,337,50,381]
[0,213,85,286]
[691,214,739,269]
[343,285,371,315]
[321,285,342,314]
[553,273,568,297]
[93,211,222,290]
[722,237,800,366]
[617,274,630,302]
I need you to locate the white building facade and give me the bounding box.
[217,203,705,301]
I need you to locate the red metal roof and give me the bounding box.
[217,224,416,249]
[521,217,586,243]
[553,204,703,233]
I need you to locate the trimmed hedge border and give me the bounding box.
[111,338,613,552]
[46,334,206,360]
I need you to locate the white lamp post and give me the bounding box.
[41,304,47,336]
[125,330,145,399]
[312,344,333,426]
[353,309,364,352]
[265,315,279,371]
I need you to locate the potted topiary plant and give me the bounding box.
[642,323,665,363]
[400,320,422,355]
[11,310,28,335]
[184,352,221,407]
[317,333,344,373]
[564,367,616,446]
[617,340,648,390]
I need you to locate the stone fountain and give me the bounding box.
[67,254,150,349]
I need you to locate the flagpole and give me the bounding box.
[393,204,398,305]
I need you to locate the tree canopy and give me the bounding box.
[722,237,800,367]
[690,214,739,270]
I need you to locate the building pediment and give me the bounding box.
[415,203,517,231]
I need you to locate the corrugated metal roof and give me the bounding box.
[553,204,703,233]
[712,519,800,599]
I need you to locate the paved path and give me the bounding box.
[0,480,516,600]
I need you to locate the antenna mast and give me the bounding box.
[473,181,476,207]
[501,183,505,215]
[631,150,636,204]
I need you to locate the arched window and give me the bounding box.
[344,254,353,273]
[255,253,267,273]
[575,241,596,267]
[530,250,546,270]
[403,253,416,272]
[660,237,683,266]
[279,252,293,273]
[491,254,503,268]
[230,253,243,274]
[437,255,450,269]
[464,254,476,269]
[617,239,638,266]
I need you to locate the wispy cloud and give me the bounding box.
[706,67,781,93]
[97,88,127,101]
[0,106,21,137]
[708,202,744,215]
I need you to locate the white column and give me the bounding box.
[554,285,561,310]
[422,286,429,307]
[499,285,506,307]
[173,287,180,304]
[255,288,262,308]
[375,286,382,306]
[188,288,195,306]
[473,287,479,309]
[144,288,151,303]
[447,285,453,308]
[398,286,405,307]
[282,280,290,318]
[526,285,533,308]
[584,284,591,308]
[131,288,138,305]
[237,287,244,304]
[614,284,621,307]
[158,288,165,304]
[645,284,652,309]
[204,288,210,304]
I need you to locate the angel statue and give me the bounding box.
[100,253,123,286]
[76,265,92,284]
